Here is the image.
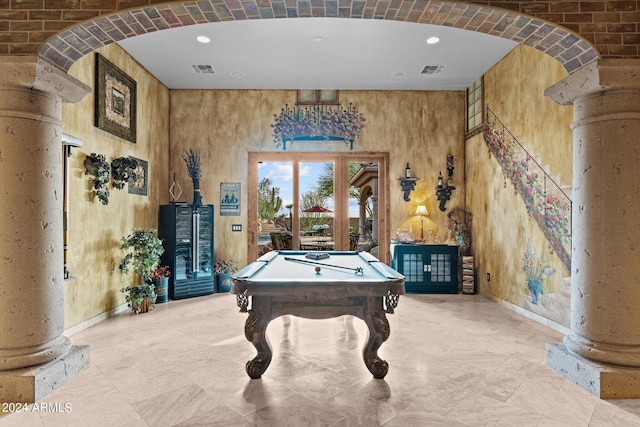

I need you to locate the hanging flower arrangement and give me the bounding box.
[272,103,366,149]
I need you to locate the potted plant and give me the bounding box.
[120,283,155,314]
[118,228,165,313]
[214,259,238,293]
[84,153,110,205]
[111,156,138,190]
[149,265,170,304]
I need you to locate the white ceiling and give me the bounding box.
[118,18,518,91]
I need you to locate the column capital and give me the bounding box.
[0,56,89,103]
[545,59,640,105]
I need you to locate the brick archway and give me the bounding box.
[38,0,598,75]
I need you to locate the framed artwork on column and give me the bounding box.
[95,53,137,143]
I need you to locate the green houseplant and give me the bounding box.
[120,283,155,314]
[118,228,165,313]
[214,259,238,293]
[84,153,110,205]
[111,156,138,190]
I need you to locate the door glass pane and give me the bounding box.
[257,162,292,253]
[198,206,213,277]
[402,252,423,283]
[300,161,334,251]
[430,253,452,283]
[175,205,192,281]
[348,161,379,253]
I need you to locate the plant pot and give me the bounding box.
[131,296,153,314]
[152,277,169,304]
[216,273,231,293]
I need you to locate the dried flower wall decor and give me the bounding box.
[272,103,366,150]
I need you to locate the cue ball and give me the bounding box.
[315,266,321,273]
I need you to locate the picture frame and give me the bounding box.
[296,90,339,105]
[128,157,148,196]
[95,53,137,143]
[220,182,241,216]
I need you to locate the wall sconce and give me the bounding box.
[399,162,419,202]
[415,205,428,241]
[435,155,455,211]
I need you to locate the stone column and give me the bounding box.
[358,199,366,236]
[545,59,640,399]
[0,57,90,402]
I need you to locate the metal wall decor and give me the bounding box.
[95,53,137,143]
[435,155,455,211]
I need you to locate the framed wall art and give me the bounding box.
[95,53,137,143]
[128,157,148,196]
[220,182,241,216]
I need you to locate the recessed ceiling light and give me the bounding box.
[391,71,406,78]
[313,36,324,42]
[197,36,210,44]
[230,71,245,78]
[426,36,440,45]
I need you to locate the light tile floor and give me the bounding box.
[2,293,640,426]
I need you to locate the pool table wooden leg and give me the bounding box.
[362,297,391,379]
[244,296,273,379]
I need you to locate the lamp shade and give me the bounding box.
[415,205,428,216]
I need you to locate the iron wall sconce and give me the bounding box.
[435,155,455,211]
[399,162,419,202]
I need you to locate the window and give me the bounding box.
[297,90,339,105]
[62,133,82,279]
[466,77,483,137]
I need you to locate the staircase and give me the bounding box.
[484,107,572,271]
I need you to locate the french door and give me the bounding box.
[247,152,389,263]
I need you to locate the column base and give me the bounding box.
[0,345,89,403]
[546,343,640,399]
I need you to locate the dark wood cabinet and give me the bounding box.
[158,204,215,299]
[391,243,460,293]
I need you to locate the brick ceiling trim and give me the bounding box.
[37,0,599,75]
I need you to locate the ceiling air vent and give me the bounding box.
[191,65,215,74]
[421,65,445,75]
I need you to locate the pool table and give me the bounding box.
[231,250,405,379]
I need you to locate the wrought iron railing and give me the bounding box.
[484,107,571,270]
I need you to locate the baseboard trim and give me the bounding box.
[64,303,129,337]
[480,291,570,335]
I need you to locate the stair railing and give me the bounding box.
[484,107,571,270]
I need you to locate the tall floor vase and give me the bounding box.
[193,180,202,206]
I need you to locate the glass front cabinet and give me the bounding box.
[391,243,460,293]
[158,204,215,299]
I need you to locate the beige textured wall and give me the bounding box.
[485,46,574,186]
[62,44,170,329]
[170,90,466,267]
[466,44,572,323]
[60,42,573,330]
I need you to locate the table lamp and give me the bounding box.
[415,205,428,241]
